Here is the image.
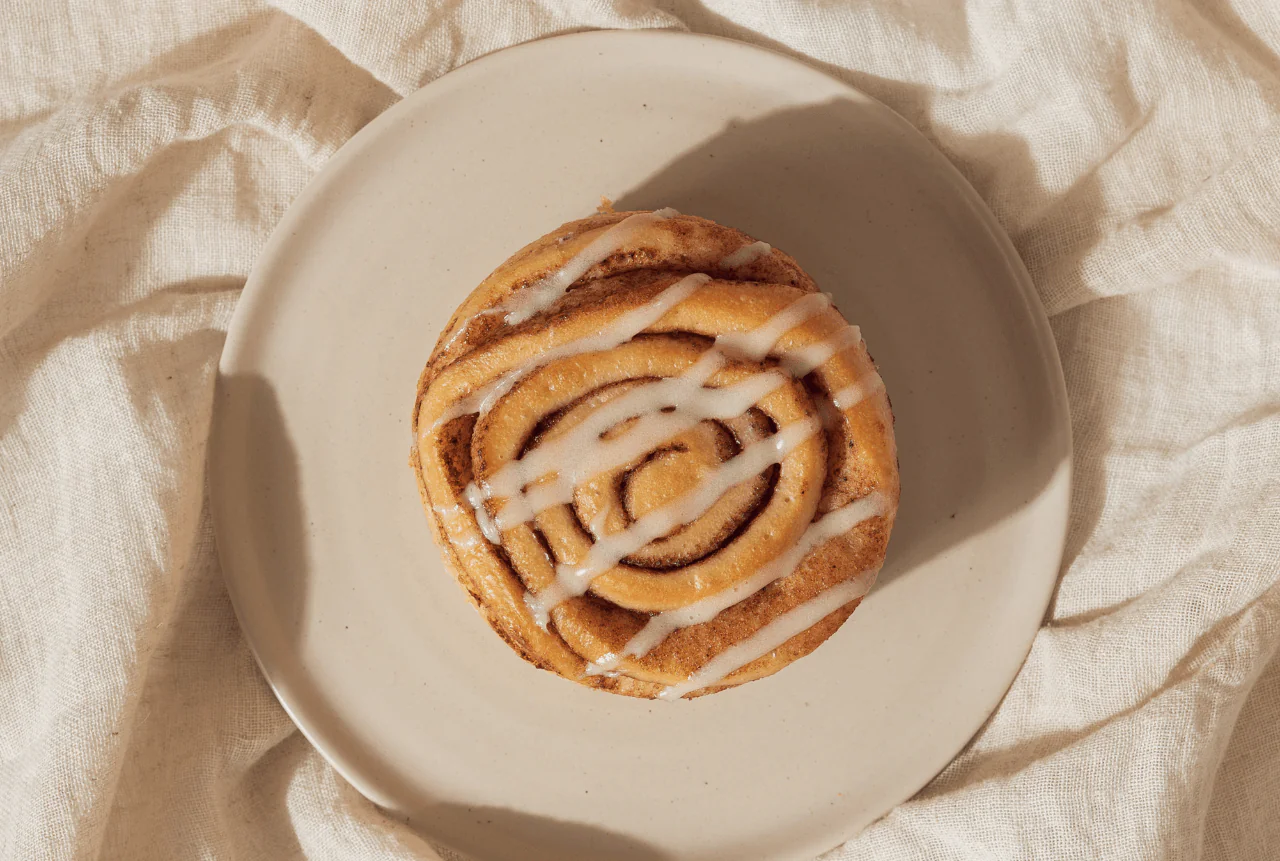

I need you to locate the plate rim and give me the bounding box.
[212,27,1072,860]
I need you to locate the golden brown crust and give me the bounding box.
[410,211,899,699]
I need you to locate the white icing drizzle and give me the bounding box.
[463,482,502,545]
[473,296,856,529]
[500,208,679,326]
[714,292,831,361]
[428,272,710,429]
[831,371,886,410]
[434,210,681,365]
[439,307,503,353]
[433,503,485,549]
[491,368,788,530]
[587,504,613,537]
[583,653,619,677]
[432,503,469,520]
[657,569,880,700]
[778,325,862,377]
[523,418,821,626]
[719,240,771,269]
[484,351,716,508]
[589,491,889,674]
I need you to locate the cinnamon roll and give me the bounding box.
[410,208,898,699]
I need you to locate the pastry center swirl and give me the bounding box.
[538,378,776,571]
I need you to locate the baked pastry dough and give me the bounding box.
[411,209,898,699]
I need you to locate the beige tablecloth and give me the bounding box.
[3,2,1279,859]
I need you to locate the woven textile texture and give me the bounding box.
[2,2,1279,859]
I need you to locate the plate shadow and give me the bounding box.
[615,97,1071,592]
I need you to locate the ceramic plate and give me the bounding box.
[211,31,1071,861]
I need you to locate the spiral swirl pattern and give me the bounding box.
[411,209,898,699]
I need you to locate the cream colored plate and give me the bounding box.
[211,31,1070,861]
